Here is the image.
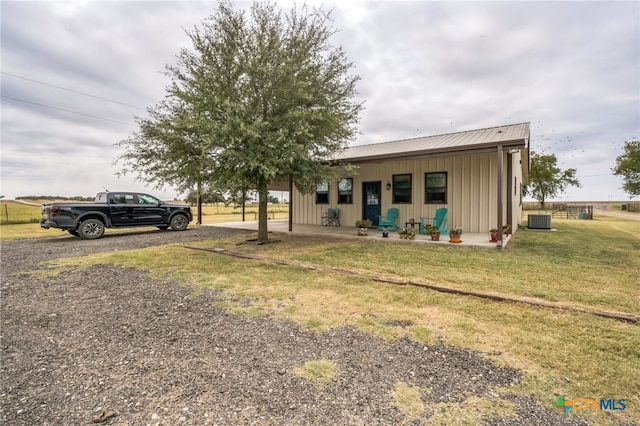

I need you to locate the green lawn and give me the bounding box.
[37,215,640,425]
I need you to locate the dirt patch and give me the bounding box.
[1,227,587,425]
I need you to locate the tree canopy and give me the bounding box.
[524,151,581,207]
[612,140,640,198]
[116,1,362,241]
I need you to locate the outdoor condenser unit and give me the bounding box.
[528,214,552,230]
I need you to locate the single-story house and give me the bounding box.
[284,122,530,243]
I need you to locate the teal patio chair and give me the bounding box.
[378,208,399,231]
[421,208,448,234]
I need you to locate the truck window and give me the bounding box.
[138,194,160,205]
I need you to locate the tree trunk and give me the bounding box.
[257,179,269,243]
[196,181,203,225]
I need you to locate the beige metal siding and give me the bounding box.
[293,152,512,233]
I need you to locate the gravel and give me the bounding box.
[1,227,588,425]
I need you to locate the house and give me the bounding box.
[289,122,530,242]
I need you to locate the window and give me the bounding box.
[138,193,160,205]
[316,183,329,204]
[425,172,447,203]
[337,178,353,204]
[393,174,412,204]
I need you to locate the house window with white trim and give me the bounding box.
[316,183,329,204]
[393,174,412,204]
[425,172,447,204]
[338,178,353,204]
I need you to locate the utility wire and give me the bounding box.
[1,71,146,111]
[1,95,137,126]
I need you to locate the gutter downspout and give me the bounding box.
[497,145,504,247]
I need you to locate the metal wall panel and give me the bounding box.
[292,151,527,233]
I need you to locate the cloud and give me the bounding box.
[1,0,638,200]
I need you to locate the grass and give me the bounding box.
[5,214,640,425]
[294,360,337,388]
[391,382,425,424]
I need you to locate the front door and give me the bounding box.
[362,181,381,226]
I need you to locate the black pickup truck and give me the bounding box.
[40,191,193,239]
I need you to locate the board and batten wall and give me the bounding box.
[291,150,524,233]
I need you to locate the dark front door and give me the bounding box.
[362,181,381,226]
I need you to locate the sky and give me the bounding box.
[1,0,639,202]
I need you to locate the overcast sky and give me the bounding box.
[2,0,638,201]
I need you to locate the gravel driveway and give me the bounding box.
[1,227,587,425]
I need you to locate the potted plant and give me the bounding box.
[449,225,463,243]
[503,224,512,236]
[427,225,441,241]
[355,219,373,236]
[489,228,499,242]
[398,227,416,240]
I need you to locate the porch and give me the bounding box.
[205,220,511,248]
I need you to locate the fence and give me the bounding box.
[1,202,42,224]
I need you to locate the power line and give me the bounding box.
[1,95,137,126]
[1,71,146,111]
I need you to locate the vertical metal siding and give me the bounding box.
[293,151,522,233]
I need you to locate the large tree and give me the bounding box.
[119,1,362,242]
[612,140,640,198]
[524,151,581,208]
[114,99,219,224]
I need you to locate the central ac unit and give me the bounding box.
[528,214,551,229]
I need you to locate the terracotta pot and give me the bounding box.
[449,237,461,243]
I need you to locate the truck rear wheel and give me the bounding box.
[79,219,105,239]
[169,214,189,231]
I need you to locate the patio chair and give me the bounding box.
[321,208,340,226]
[378,208,399,231]
[421,208,448,234]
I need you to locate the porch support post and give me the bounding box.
[497,145,504,247]
[288,176,293,232]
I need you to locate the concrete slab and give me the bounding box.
[205,220,512,248]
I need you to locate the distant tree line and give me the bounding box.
[16,195,94,201]
[184,190,279,207]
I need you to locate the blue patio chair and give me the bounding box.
[321,208,340,226]
[421,208,448,234]
[378,208,399,231]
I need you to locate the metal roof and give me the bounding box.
[335,122,530,163]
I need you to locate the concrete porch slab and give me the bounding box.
[205,220,511,248]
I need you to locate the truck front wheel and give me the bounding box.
[78,219,105,239]
[169,214,189,231]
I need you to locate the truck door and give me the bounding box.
[109,193,137,225]
[134,193,166,225]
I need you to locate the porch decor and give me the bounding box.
[378,208,399,231]
[449,226,462,243]
[321,208,340,226]
[398,227,416,240]
[421,208,448,235]
[427,225,441,241]
[355,219,373,236]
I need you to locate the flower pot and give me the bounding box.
[449,237,461,243]
[431,232,440,241]
[358,228,368,236]
[490,232,498,242]
[382,230,389,238]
